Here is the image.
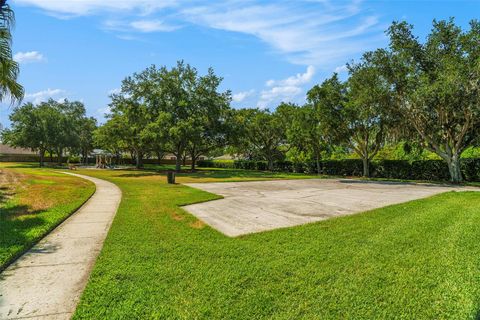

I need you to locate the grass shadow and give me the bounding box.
[116,172,162,178]
[0,205,48,272]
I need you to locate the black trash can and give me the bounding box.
[167,171,176,184]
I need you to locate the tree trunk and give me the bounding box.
[314,148,321,175]
[39,149,45,167]
[156,151,163,165]
[57,148,63,164]
[175,146,183,173]
[136,151,143,169]
[175,155,182,172]
[267,158,274,171]
[130,151,136,165]
[190,145,197,171]
[191,157,196,171]
[362,157,370,178]
[447,154,462,183]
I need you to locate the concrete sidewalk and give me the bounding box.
[0,173,121,320]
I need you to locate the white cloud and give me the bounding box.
[257,66,315,108]
[25,88,66,104]
[108,88,121,95]
[181,2,383,66]
[13,51,45,63]
[266,66,315,88]
[232,89,255,103]
[334,64,348,73]
[103,19,179,34]
[15,1,385,66]
[96,105,112,117]
[13,0,179,16]
[130,20,179,32]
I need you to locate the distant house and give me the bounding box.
[214,154,234,160]
[0,144,36,155]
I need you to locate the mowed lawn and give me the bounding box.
[70,168,480,319]
[0,163,95,270]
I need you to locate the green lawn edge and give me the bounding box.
[0,172,96,272]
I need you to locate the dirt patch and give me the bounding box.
[0,169,86,216]
[171,213,185,221]
[0,169,27,203]
[189,220,205,229]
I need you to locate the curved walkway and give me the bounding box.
[0,173,121,320]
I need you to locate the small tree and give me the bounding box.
[93,116,127,164]
[232,108,287,170]
[2,99,89,166]
[345,57,393,177]
[186,68,231,170]
[108,94,150,169]
[308,61,393,178]
[2,103,50,166]
[50,99,87,164]
[78,117,97,164]
[280,103,329,174]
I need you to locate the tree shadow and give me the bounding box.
[180,170,283,180]
[475,308,480,320]
[115,167,299,181]
[2,163,39,169]
[116,172,162,178]
[0,205,50,272]
[338,179,460,188]
[0,186,12,204]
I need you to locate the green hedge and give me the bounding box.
[197,159,480,182]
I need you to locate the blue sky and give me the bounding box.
[1,0,479,126]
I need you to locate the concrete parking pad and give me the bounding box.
[183,179,477,237]
[0,173,121,320]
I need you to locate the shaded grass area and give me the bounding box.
[73,168,480,319]
[0,163,95,270]
[146,163,480,186]
[125,164,322,183]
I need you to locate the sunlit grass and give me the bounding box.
[72,168,480,319]
[0,163,95,270]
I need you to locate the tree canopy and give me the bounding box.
[2,19,479,183]
[97,61,231,171]
[376,19,480,182]
[2,99,95,166]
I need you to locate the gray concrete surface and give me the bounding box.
[0,173,122,320]
[183,179,477,237]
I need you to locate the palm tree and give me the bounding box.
[0,0,23,104]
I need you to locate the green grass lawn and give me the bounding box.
[0,163,95,270]
[71,168,480,319]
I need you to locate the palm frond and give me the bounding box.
[0,1,23,104]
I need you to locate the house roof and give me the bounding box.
[0,144,37,155]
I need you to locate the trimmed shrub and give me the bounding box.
[197,158,480,182]
[197,160,234,168]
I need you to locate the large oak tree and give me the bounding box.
[378,19,480,182]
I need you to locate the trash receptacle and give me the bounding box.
[167,171,176,184]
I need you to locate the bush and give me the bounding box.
[197,159,480,182]
[68,155,81,163]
